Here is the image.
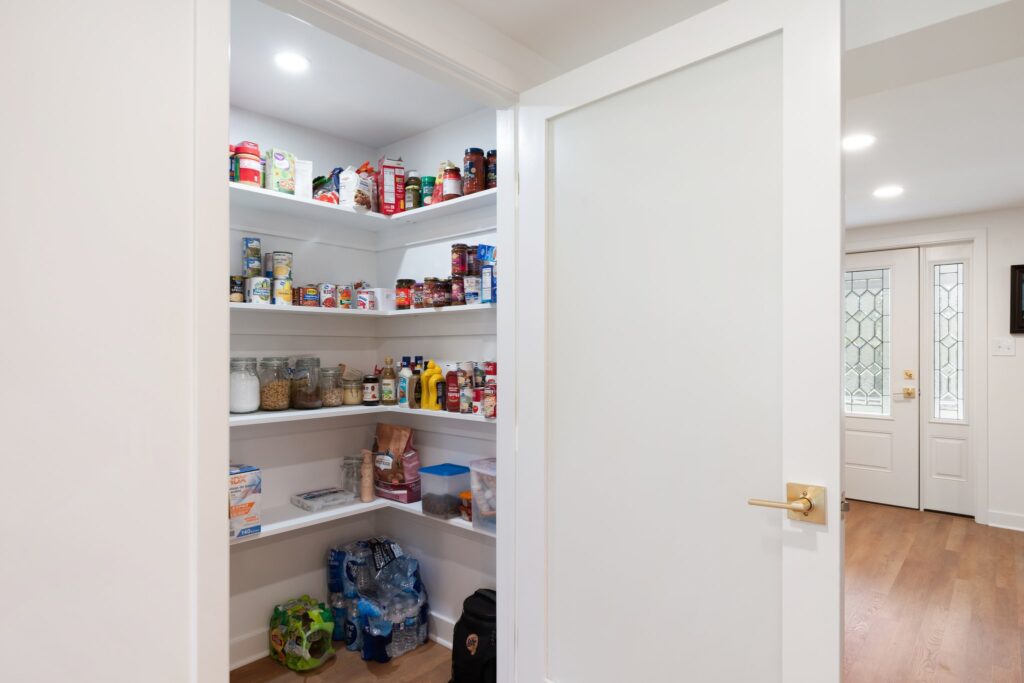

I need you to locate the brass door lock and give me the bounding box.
[902,387,917,399]
[748,483,827,524]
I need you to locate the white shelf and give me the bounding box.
[229,182,497,239]
[229,404,495,427]
[230,498,494,546]
[229,302,495,317]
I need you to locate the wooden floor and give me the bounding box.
[845,501,1024,682]
[230,641,451,683]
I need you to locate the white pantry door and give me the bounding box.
[513,0,842,681]
[844,248,921,508]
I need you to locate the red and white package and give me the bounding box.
[376,156,406,215]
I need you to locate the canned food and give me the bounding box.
[243,256,262,278]
[262,252,274,278]
[338,284,353,309]
[272,252,293,280]
[242,237,261,259]
[245,277,271,304]
[230,276,245,303]
[483,384,497,420]
[472,387,483,414]
[412,282,425,309]
[300,285,319,307]
[458,361,475,379]
[318,283,336,308]
[272,278,292,305]
[357,289,377,310]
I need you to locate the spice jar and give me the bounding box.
[420,176,435,206]
[362,375,381,406]
[320,367,343,407]
[451,243,469,276]
[258,357,290,411]
[342,378,363,406]
[291,357,322,409]
[395,279,415,310]
[442,165,462,201]
[486,149,497,189]
[404,173,422,210]
[412,282,426,309]
[230,358,260,414]
[451,274,466,306]
[462,148,485,195]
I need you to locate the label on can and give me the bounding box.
[242,237,261,259]
[243,256,262,278]
[318,283,336,308]
[272,278,292,305]
[472,387,484,414]
[338,285,353,309]
[300,286,319,307]
[272,252,293,280]
[245,277,271,304]
[357,290,376,310]
[460,385,473,414]
[483,384,497,420]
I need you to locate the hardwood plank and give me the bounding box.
[231,642,451,683]
[845,502,1024,683]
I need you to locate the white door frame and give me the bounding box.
[845,229,989,524]
[515,0,843,679]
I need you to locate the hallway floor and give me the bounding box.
[845,501,1024,682]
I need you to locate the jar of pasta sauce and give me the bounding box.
[451,275,466,306]
[462,148,485,195]
[486,150,497,189]
[442,166,463,201]
[451,244,469,276]
[395,279,415,310]
[412,282,426,309]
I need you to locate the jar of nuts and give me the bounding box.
[320,367,343,407]
[258,357,290,411]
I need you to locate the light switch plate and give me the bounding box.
[992,337,1016,356]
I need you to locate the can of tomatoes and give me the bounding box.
[318,283,337,308]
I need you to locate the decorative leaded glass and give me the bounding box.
[934,263,965,421]
[844,268,891,416]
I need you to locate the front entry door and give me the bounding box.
[513,1,843,680]
[844,248,921,508]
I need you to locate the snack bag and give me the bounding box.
[338,165,373,211]
[268,595,335,672]
[372,423,421,503]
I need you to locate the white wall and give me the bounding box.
[847,207,1024,530]
[0,1,228,681]
[230,106,377,176]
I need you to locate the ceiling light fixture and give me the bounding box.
[872,184,904,199]
[274,52,310,73]
[842,133,876,152]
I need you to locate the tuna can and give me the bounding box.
[338,284,353,309]
[300,285,319,307]
[357,289,377,310]
[245,277,271,304]
[272,251,293,280]
[318,283,337,308]
[272,278,293,305]
[230,275,245,303]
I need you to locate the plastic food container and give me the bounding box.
[420,464,470,520]
[470,458,497,532]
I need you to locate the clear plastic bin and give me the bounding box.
[470,458,497,532]
[420,463,470,519]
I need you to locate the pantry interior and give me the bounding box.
[227,0,512,673]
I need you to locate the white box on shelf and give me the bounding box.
[229,464,261,539]
[295,159,313,199]
[371,288,397,311]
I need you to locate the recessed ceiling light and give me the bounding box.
[873,184,904,199]
[842,133,876,152]
[274,52,309,73]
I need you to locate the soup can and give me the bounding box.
[272,278,292,305]
[357,289,377,310]
[338,284,353,309]
[300,285,319,307]
[272,251,293,280]
[318,283,337,308]
[245,277,271,304]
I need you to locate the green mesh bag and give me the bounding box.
[268,595,336,671]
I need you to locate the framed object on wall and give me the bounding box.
[1012,265,1024,334]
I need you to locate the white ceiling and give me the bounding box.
[230,0,485,147]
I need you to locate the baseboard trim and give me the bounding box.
[988,509,1024,532]
[230,610,455,670]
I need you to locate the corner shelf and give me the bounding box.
[229,302,495,317]
[229,404,495,427]
[230,498,494,547]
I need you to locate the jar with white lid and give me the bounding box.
[229,358,260,413]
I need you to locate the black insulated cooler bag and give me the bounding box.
[450,588,497,683]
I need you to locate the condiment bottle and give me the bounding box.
[360,450,375,503]
[397,357,412,407]
[380,357,397,406]
[408,368,421,409]
[446,365,460,412]
[486,149,497,189]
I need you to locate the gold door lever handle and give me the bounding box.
[748,496,812,513]
[747,483,827,524]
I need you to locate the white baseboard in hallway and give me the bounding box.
[988,509,1024,532]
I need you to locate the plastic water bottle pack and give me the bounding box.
[326,537,430,663]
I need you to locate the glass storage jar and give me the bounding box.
[462,148,485,195]
[451,243,469,276]
[395,279,415,310]
[258,357,290,411]
[290,357,322,409]
[442,166,463,201]
[230,358,260,414]
[342,378,363,406]
[320,367,343,407]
